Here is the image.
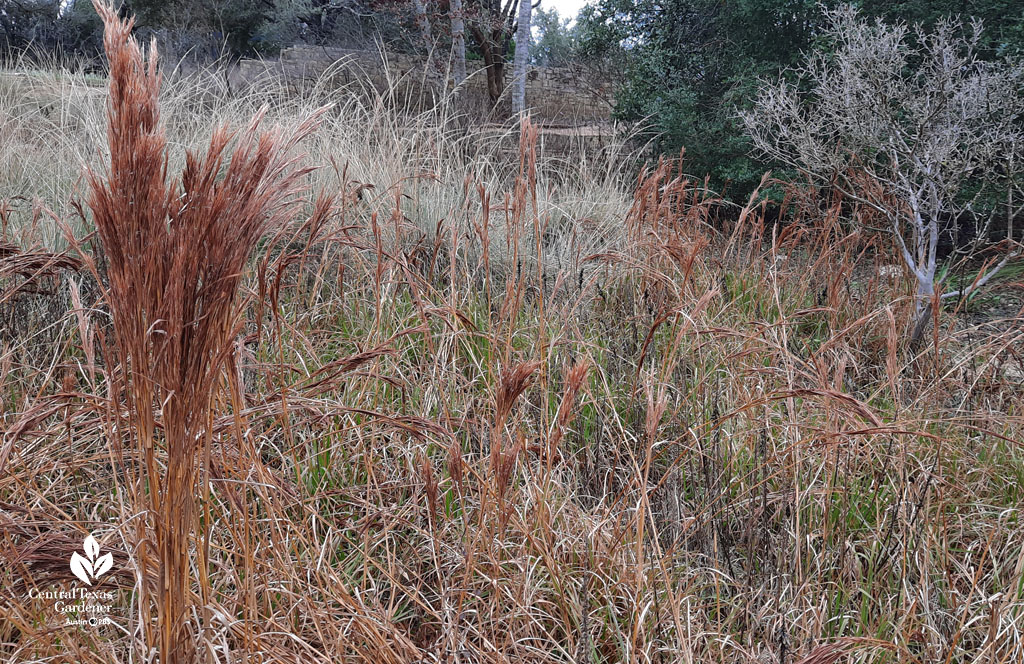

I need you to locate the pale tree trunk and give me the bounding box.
[910,267,936,347]
[449,0,467,86]
[512,0,533,114]
[412,0,433,49]
[897,185,939,347]
[411,0,444,93]
[1009,140,1017,246]
[905,204,1020,346]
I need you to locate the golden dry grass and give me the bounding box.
[1,5,1023,664]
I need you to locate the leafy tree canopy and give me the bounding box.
[577,0,1024,198]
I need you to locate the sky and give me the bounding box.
[544,0,592,21]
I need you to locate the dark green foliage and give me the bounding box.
[0,0,104,60]
[122,0,371,57]
[859,0,1024,56]
[578,0,821,195]
[579,0,1024,199]
[531,7,575,66]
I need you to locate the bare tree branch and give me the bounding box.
[741,4,1024,339]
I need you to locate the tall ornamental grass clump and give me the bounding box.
[86,2,325,660]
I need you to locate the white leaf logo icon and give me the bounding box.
[93,553,113,578]
[71,551,94,585]
[84,535,100,560]
[70,533,113,585]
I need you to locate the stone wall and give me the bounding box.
[236,46,614,126]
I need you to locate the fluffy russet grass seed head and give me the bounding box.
[87,2,328,660]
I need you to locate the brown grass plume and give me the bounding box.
[87,2,324,660]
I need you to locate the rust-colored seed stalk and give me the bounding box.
[88,3,323,660]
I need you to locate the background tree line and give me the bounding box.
[0,1,537,71]
[1,0,545,106]
[1,0,433,62]
[4,0,1024,200]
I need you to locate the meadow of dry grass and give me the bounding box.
[1,9,1023,664]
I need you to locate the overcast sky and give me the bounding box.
[544,0,592,21]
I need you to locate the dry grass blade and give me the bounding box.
[0,239,81,305]
[793,638,895,664]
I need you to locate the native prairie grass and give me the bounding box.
[1,4,1022,663]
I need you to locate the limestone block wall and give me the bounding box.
[236,46,614,125]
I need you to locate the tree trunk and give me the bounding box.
[909,270,936,348]
[411,0,433,49]
[1008,145,1015,245]
[411,0,444,94]
[909,300,934,348]
[449,0,467,86]
[475,35,505,107]
[468,6,516,109]
[488,59,505,106]
[512,0,533,114]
